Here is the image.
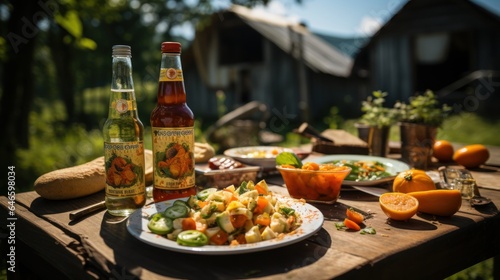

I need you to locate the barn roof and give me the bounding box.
[228,5,353,77]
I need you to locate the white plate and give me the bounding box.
[126,196,324,255]
[224,146,294,169]
[310,155,410,186]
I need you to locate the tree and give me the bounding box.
[0,0,301,194]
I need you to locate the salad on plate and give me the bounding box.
[146,180,302,247]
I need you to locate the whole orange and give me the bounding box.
[393,169,436,193]
[433,140,454,162]
[453,144,489,168]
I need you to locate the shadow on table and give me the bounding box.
[29,191,104,217]
[98,215,331,279]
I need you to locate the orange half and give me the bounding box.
[379,192,419,221]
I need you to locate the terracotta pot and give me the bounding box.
[399,122,437,169]
[367,126,390,157]
[354,122,370,143]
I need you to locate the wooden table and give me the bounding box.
[2,153,500,280]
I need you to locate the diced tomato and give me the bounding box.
[210,230,228,245]
[255,185,267,195]
[346,208,364,224]
[230,214,247,228]
[344,218,361,231]
[234,233,246,245]
[253,196,268,214]
[254,213,270,227]
[182,218,197,231]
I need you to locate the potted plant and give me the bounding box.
[395,90,452,168]
[358,90,400,157]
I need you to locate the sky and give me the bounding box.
[175,0,500,39]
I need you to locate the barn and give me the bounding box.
[182,5,367,128]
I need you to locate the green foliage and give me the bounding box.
[15,99,103,192]
[445,258,493,280]
[359,91,399,128]
[216,90,228,118]
[395,90,452,126]
[438,113,500,146]
[323,106,344,129]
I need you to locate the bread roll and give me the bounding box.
[194,142,215,163]
[35,149,154,200]
[34,157,106,200]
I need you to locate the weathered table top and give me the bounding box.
[2,153,500,279]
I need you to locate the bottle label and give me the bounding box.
[111,99,135,114]
[104,141,146,197]
[152,127,195,190]
[159,68,183,82]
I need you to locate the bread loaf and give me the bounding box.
[34,157,106,200]
[35,149,154,200]
[194,142,215,163]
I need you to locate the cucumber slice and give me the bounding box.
[216,211,235,233]
[197,188,217,201]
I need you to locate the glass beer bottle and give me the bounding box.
[151,42,196,202]
[103,45,146,216]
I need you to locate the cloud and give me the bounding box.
[357,16,383,36]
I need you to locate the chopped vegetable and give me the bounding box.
[331,160,392,181]
[176,230,209,247]
[361,227,377,235]
[147,213,173,235]
[343,218,361,231]
[164,204,189,219]
[346,208,364,224]
[276,152,303,168]
[197,188,217,201]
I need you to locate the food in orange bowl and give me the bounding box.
[276,162,351,204]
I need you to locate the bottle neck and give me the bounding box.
[157,52,187,105]
[112,55,134,90]
[109,55,138,118]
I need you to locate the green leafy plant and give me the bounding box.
[395,90,452,126]
[359,90,399,128]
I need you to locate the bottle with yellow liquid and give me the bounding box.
[103,45,146,216]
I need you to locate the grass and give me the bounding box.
[340,112,500,146]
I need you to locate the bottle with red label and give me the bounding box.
[103,45,146,216]
[150,42,196,202]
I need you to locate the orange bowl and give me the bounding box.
[276,165,351,204]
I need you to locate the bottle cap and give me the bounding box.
[161,42,181,53]
[112,45,131,56]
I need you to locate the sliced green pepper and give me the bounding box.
[164,204,189,219]
[176,230,209,247]
[173,199,189,208]
[147,213,173,235]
